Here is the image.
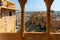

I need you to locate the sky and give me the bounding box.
[10,0,60,11]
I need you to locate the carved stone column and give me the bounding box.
[18,0,27,40]
[44,0,54,40]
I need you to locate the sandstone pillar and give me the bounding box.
[18,0,27,40]
[44,0,54,40]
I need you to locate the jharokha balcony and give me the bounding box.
[0,0,60,40]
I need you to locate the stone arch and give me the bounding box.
[18,0,54,40]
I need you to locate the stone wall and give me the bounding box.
[0,33,21,40]
[0,15,16,32]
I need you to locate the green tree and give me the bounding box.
[50,10,54,13]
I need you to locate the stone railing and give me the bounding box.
[18,0,54,40]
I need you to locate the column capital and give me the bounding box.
[44,0,54,6]
[18,0,27,10]
[18,0,27,6]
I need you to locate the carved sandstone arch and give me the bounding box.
[18,0,54,40]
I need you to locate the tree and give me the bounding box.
[50,10,54,13]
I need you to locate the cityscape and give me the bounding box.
[16,11,60,33]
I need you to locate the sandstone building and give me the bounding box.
[0,0,16,32]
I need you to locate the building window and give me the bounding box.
[9,12,12,16]
[0,0,2,6]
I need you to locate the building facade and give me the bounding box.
[0,0,16,32]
